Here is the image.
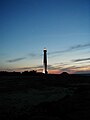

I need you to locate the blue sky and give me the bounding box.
[0,0,90,73]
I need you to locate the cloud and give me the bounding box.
[28,53,37,57]
[14,62,90,74]
[18,67,32,70]
[17,64,61,71]
[49,43,90,56]
[72,58,90,62]
[61,64,90,73]
[69,43,90,50]
[7,57,26,63]
[17,65,43,70]
[28,53,41,58]
[48,65,58,70]
[10,43,89,62]
[32,65,43,69]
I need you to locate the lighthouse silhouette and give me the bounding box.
[43,48,48,74]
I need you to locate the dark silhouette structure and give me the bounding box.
[43,48,48,74]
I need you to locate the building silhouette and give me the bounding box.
[43,48,48,74]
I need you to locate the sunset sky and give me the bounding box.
[0,0,90,74]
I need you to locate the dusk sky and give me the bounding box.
[0,0,90,74]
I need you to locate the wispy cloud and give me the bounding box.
[48,65,59,70]
[72,58,90,62]
[7,57,26,63]
[49,43,90,56]
[15,63,90,74]
[7,52,41,63]
[17,67,31,70]
[47,63,69,70]
[28,53,41,58]
[17,65,43,70]
[28,53,37,57]
[59,65,90,74]
[9,43,89,62]
[69,43,90,50]
[47,62,90,74]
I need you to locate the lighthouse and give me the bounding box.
[43,48,48,74]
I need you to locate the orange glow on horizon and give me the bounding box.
[48,70,61,74]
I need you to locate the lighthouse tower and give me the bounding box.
[43,48,48,74]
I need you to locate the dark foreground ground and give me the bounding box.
[0,74,90,120]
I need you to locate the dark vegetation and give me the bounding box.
[0,71,90,120]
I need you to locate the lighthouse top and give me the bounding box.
[44,47,47,51]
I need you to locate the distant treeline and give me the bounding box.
[0,70,44,76]
[0,71,90,77]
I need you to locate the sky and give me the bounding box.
[0,0,90,74]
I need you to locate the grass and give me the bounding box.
[0,75,90,120]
